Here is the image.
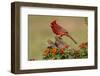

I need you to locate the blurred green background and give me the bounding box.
[28,15,88,60]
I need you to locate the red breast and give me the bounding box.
[50,20,64,35]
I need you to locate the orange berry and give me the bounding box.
[79,42,87,48]
[59,48,64,54]
[52,48,56,55]
[43,49,50,56]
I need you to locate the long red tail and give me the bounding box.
[66,34,77,44]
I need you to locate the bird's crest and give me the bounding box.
[51,20,57,25]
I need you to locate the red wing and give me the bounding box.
[56,24,68,33]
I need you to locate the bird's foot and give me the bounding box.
[56,35,62,39]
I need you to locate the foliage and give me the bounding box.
[42,42,88,60]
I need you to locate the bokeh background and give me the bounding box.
[28,15,88,60]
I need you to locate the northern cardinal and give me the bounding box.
[50,20,77,44]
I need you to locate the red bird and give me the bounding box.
[50,20,77,44]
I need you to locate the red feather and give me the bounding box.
[50,20,77,44]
